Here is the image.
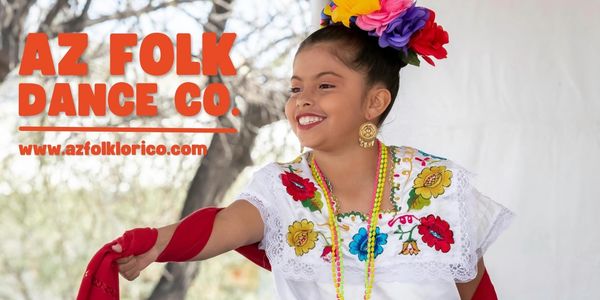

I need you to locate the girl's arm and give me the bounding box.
[114,199,264,281]
[455,257,487,300]
[188,199,264,261]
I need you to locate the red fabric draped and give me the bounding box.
[472,269,498,300]
[76,207,270,300]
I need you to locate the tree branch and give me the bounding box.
[82,0,204,28]
[37,0,69,33]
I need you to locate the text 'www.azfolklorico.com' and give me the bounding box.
[18,141,208,156]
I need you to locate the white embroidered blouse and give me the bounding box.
[234,145,516,300]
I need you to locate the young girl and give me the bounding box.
[78,1,516,299]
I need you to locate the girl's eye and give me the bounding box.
[289,87,301,94]
[288,84,334,94]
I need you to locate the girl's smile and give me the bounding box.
[297,113,327,130]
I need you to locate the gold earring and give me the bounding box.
[358,121,378,148]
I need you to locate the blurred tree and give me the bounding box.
[148,1,286,298]
[0,0,309,298]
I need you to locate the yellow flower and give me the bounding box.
[413,166,453,199]
[287,219,318,256]
[400,240,420,255]
[323,3,333,16]
[330,0,381,27]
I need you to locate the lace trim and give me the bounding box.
[236,162,325,282]
[240,191,327,286]
[475,196,517,259]
[237,193,271,251]
[235,163,281,252]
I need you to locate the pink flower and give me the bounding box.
[356,0,414,36]
[320,245,332,262]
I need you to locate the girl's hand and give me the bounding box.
[111,243,160,281]
[107,200,266,280]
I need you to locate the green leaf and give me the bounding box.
[410,195,431,210]
[406,189,417,208]
[302,191,323,212]
[406,189,431,211]
[406,50,421,67]
[399,51,408,65]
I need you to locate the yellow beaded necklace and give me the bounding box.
[309,140,388,300]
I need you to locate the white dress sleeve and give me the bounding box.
[461,169,517,261]
[233,162,279,251]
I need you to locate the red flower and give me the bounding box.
[321,245,332,262]
[408,9,449,66]
[417,214,454,253]
[280,171,317,201]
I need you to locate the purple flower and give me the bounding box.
[377,4,430,53]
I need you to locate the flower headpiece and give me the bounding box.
[320,0,449,67]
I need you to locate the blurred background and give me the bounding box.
[0,0,598,299]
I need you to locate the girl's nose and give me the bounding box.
[297,99,311,108]
[296,91,314,107]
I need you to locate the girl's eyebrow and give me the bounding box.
[290,71,343,81]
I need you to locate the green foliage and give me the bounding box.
[0,152,273,300]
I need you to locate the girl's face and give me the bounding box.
[285,42,372,151]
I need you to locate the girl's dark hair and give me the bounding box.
[296,22,407,127]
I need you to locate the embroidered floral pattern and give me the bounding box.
[320,245,332,262]
[407,165,452,211]
[400,240,420,255]
[287,219,319,256]
[336,211,366,223]
[389,146,403,211]
[391,213,454,255]
[281,171,317,201]
[280,170,324,212]
[414,165,453,198]
[417,214,454,253]
[276,146,457,266]
[392,214,421,255]
[349,226,388,261]
[417,149,447,161]
[415,149,446,166]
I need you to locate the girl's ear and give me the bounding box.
[364,84,391,121]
